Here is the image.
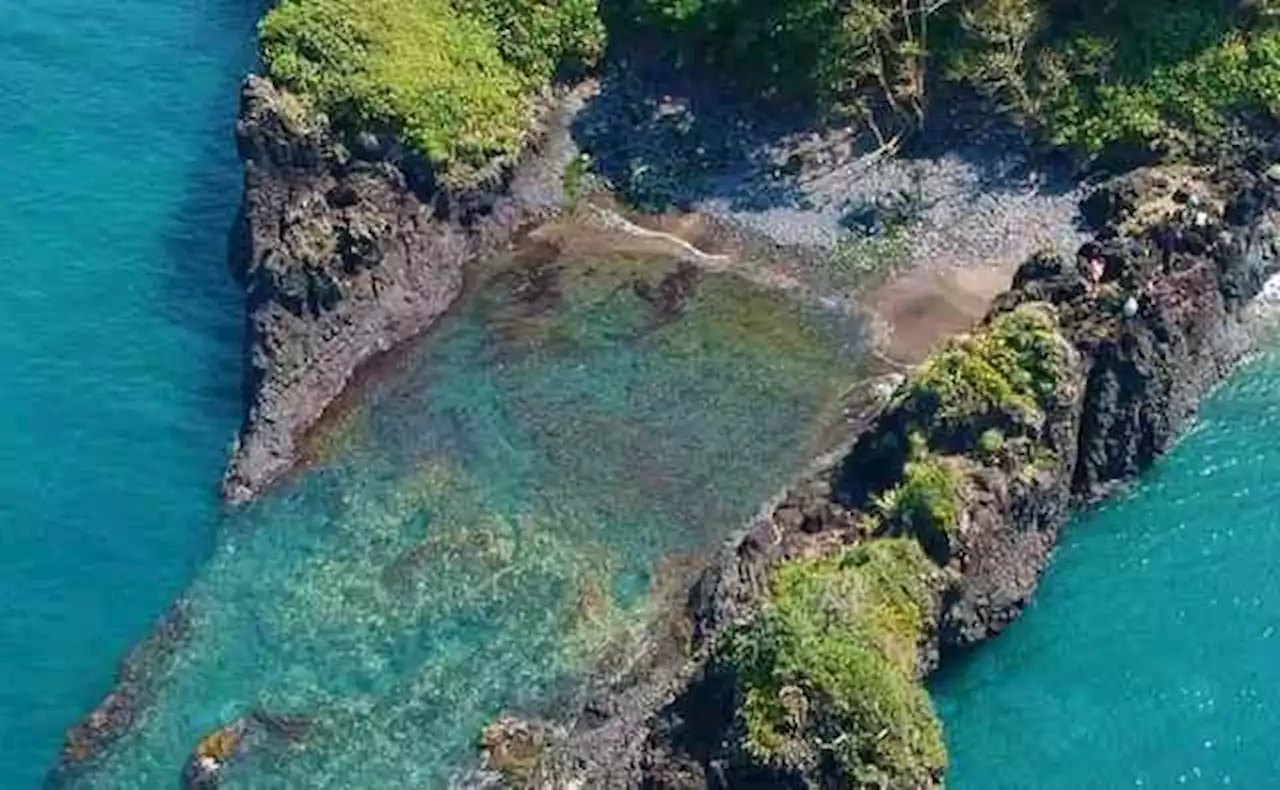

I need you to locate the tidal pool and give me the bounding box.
[64,239,869,787]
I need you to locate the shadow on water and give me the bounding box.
[153,0,268,435]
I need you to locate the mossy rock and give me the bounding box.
[840,303,1072,512]
[194,726,244,762]
[480,716,549,786]
[728,538,947,788]
[903,303,1069,441]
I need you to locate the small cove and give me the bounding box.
[8,2,1280,787]
[61,235,871,787]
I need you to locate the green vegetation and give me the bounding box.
[823,182,924,292]
[1020,440,1060,480]
[824,231,909,293]
[621,0,931,141]
[255,0,1280,182]
[873,450,964,539]
[562,152,595,205]
[618,0,1280,159]
[977,428,1005,460]
[730,538,946,786]
[454,0,604,84]
[840,306,1070,562]
[951,0,1280,158]
[259,0,603,182]
[905,304,1067,432]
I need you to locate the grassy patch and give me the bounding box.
[730,538,946,786]
[259,0,603,183]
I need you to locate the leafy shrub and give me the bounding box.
[977,427,1005,460]
[874,452,964,539]
[454,0,604,84]
[950,0,1280,157]
[906,304,1067,432]
[731,538,946,786]
[259,0,604,182]
[1049,28,1280,156]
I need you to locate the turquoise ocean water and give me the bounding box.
[5,1,1280,788]
[58,244,868,786]
[0,1,258,787]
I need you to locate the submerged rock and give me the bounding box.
[182,720,246,789]
[181,710,312,789]
[48,601,191,786]
[476,717,559,787]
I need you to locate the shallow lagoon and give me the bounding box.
[66,245,869,787]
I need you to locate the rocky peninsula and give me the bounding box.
[52,0,1280,786]
[221,75,594,502]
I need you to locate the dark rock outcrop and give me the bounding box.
[469,161,1280,789]
[222,76,574,502]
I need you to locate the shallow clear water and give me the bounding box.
[0,2,258,786]
[935,347,1280,789]
[62,249,867,787]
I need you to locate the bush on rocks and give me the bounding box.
[905,304,1068,438]
[838,303,1070,521]
[728,538,946,787]
[875,450,962,530]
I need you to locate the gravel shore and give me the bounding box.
[571,65,1089,280]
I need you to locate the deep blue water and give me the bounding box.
[0,1,259,786]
